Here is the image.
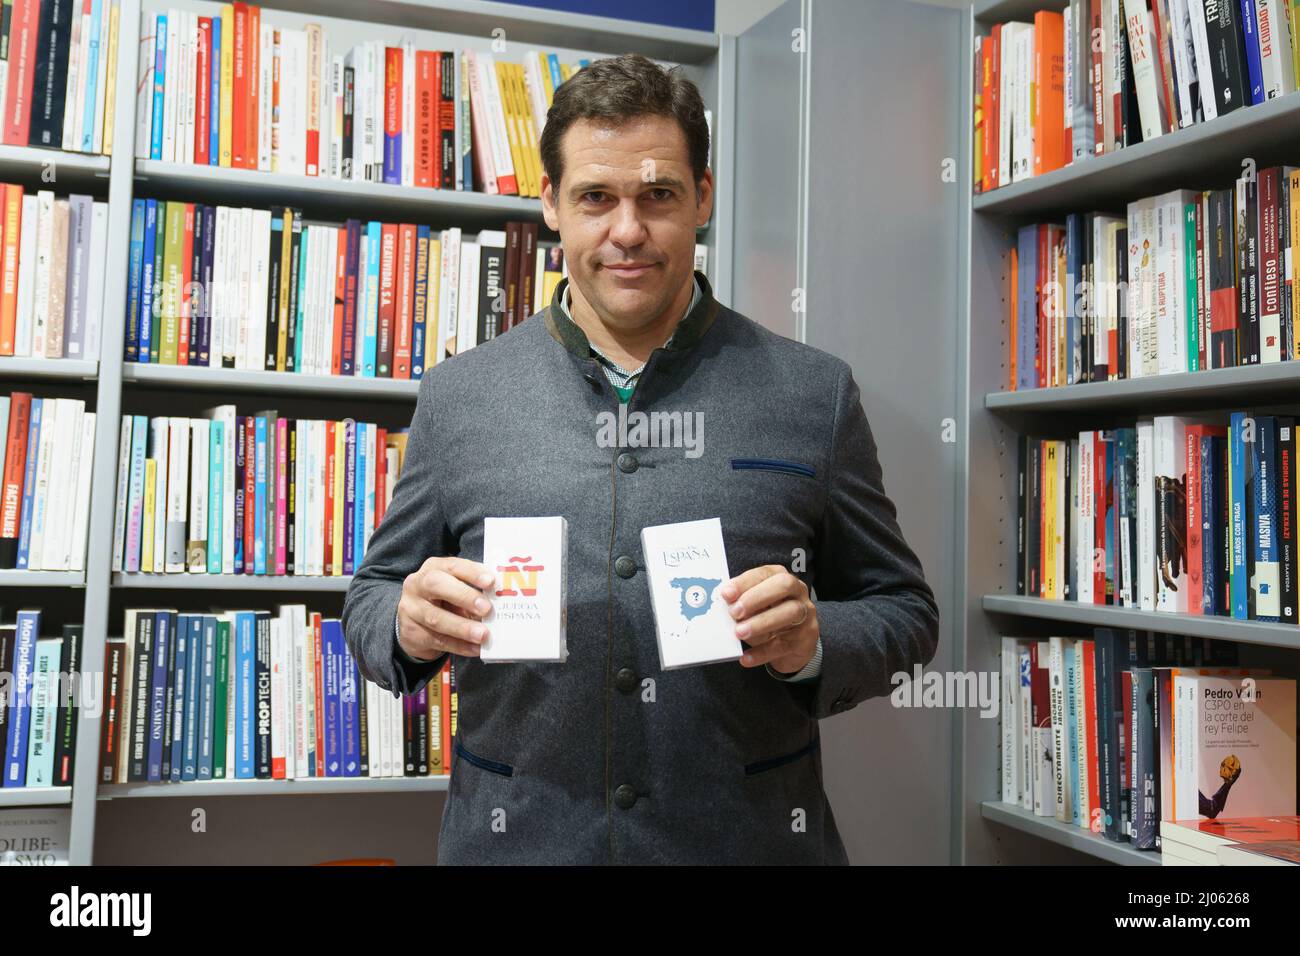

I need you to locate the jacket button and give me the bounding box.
[614,784,638,809]
[617,452,638,473]
[614,555,636,578]
[615,667,638,694]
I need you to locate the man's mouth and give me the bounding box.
[604,262,658,277]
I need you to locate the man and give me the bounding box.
[342,53,939,865]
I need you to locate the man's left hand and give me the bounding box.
[720,565,818,674]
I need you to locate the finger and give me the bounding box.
[432,555,496,589]
[402,595,490,648]
[414,567,493,618]
[727,571,802,620]
[735,598,810,646]
[719,565,782,602]
[739,633,793,668]
[396,617,481,660]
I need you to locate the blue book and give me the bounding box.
[207,420,223,573]
[150,15,168,161]
[1230,412,1250,618]
[198,617,217,779]
[1065,213,1080,385]
[323,620,341,777]
[1239,0,1266,105]
[362,222,381,375]
[338,624,359,776]
[3,611,40,787]
[547,54,563,96]
[125,199,145,361]
[1064,642,1080,826]
[15,400,42,570]
[1201,433,1219,616]
[235,611,256,779]
[354,422,368,570]
[384,103,401,184]
[80,0,103,152]
[139,199,158,362]
[1253,416,1280,621]
[233,417,244,572]
[412,225,430,376]
[125,414,148,571]
[24,638,60,786]
[1016,224,1038,390]
[182,615,202,780]
[254,415,267,574]
[294,227,309,371]
[209,16,221,163]
[146,610,172,781]
[169,613,188,781]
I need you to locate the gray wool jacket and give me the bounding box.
[341,269,940,865]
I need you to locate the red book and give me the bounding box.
[988,24,1002,187]
[375,427,388,526]
[1146,0,1176,134]
[231,3,249,168]
[247,4,261,170]
[243,416,256,574]
[332,227,346,376]
[0,392,32,567]
[312,612,324,773]
[415,51,436,188]
[324,420,336,573]
[1079,640,1101,830]
[393,223,415,379]
[1094,433,1108,604]
[384,47,402,182]
[440,664,451,774]
[1031,10,1066,176]
[195,18,212,164]
[3,0,41,147]
[177,204,195,365]
[377,223,397,376]
[341,220,359,376]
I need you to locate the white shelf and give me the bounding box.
[113,573,353,592]
[98,776,449,800]
[0,145,111,192]
[0,357,99,382]
[0,570,86,587]
[123,363,421,401]
[0,786,74,807]
[981,801,1161,866]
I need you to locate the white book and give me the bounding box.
[318,33,332,181]
[1064,4,1074,150]
[246,208,270,372]
[1013,25,1035,183]
[150,417,168,572]
[63,3,87,151]
[161,7,178,163]
[372,40,385,182]
[1136,419,1156,609]
[1078,431,1095,603]
[456,240,479,354]
[1155,189,1196,374]
[524,54,549,139]
[1166,0,1196,128]
[439,227,461,357]
[68,410,96,571]
[1257,0,1296,98]
[164,415,189,572]
[84,201,108,361]
[998,23,1017,182]
[289,608,306,778]
[310,420,324,575]
[480,517,568,662]
[111,414,133,572]
[362,422,376,552]
[323,226,339,374]
[14,194,38,357]
[209,206,227,367]
[302,615,318,775]
[187,418,209,572]
[402,39,415,186]
[135,18,156,159]
[236,207,254,368]
[331,55,344,178]
[477,52,517,192]
[269,617,287,776]
[182,10,196,165]
[1139,197,1160,375]
[385,446,397,512]
[304,25,322,176]
[1185,0,1219,121]
[230,206,245,368]
[1123,0,1166,139]
[92,0,111,154]
[31,191,54,357]
[1001,637,1021,804]
[1072,641,1091,826]
[258,23,273,172]
[280,29,307,176]
[1153,415,1192,612]
[38,399,79,569]
[388,682,401,777]
[26,398,59,569]
[364,682,378,778]
[1048,637,1072,823]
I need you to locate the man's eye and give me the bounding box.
[582,192,606,203]
[650,188,673,200]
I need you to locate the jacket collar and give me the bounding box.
[543,268,721,362]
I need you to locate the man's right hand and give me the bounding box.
[398,556,495,661]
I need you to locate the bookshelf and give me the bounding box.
[0,0,735,866]
[961,0,1300,866]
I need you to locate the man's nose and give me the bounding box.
[608,200,650,246]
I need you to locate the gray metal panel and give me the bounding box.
[801,0,963,865]
[730,0,805,338]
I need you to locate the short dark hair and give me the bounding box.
[539,53,710,196]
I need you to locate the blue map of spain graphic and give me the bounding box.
[670,576,721,620]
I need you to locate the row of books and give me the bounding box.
[0,392,96,572]
[1160,815,1300,863]
[101,605,453,783]
[110,410,408,577]
[123,200,564,373]
[0,186,109,360]
[975,2,1299,192]
[133,3,591,196]
[1008,167,1300,390]
[0,0,120,154]
[1000,630,1297,849]
[1,610,83,788]
[1017,414,1299,623]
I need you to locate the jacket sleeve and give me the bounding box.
[342,369,451,699]
[808,362,940,720]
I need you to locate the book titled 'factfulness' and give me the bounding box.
[641,517,744,670]
[480,516,568,663]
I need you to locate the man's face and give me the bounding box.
[541,113,713,332]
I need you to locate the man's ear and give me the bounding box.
[695,168,714,228]
[541,174,560,231]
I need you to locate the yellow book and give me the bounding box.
[427,237,441,366]
[538,53,555,107]
[387,431,409,480]
[276,210,293,371]
[561,63,572,82]
[102,2,121,156]
[511,63,541,198]
[332,420,345,576]
[494,60,528,198]
[161,202,184,364]
[1291,170,1300,360]
[219,4,235,167]
[1043,441,1057,599]
[141,458,157,572]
